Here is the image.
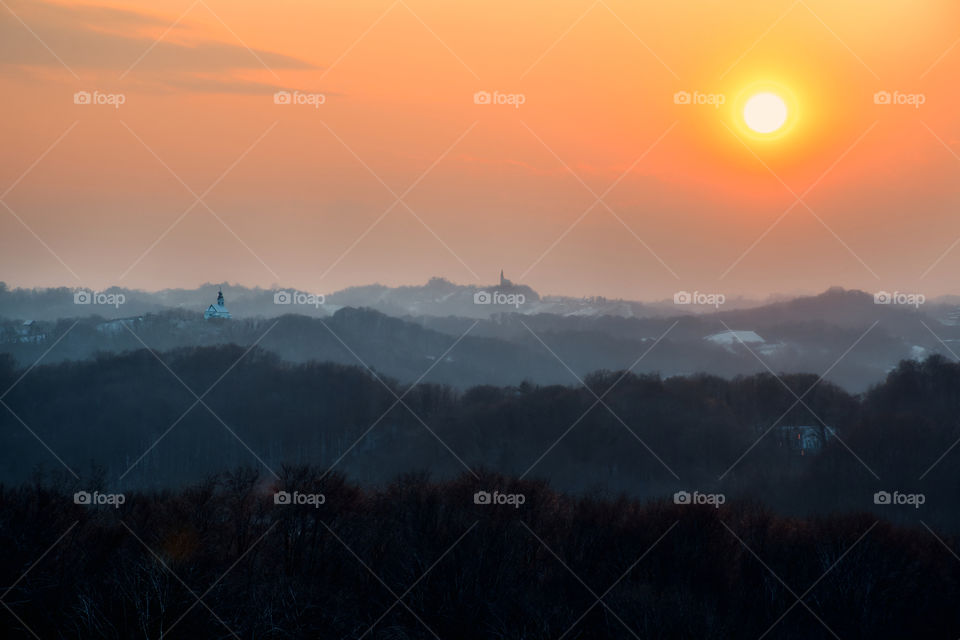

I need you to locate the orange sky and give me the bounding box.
[1,0,959,299]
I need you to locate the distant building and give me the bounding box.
[95,317,143,334]
[8,320,46,344]
[706,329,785,356]
[204,289,232,320]
[487,270,540,304]
[777,425,836,455]
[705,330,764,346]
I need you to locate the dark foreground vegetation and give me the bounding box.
[1,470,958,639]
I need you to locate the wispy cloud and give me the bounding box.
[0,0,317,91]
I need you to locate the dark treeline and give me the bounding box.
[0,470,957,639]
[1,348,959,529]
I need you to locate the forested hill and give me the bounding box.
[2,349,958,530]
[3,299,951,392]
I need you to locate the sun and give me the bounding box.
[743,92,788,134]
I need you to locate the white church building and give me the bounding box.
[204,289,232,320]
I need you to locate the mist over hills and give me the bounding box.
[2,282,958,392]
[9,277,956,528]
[0,278,801,321]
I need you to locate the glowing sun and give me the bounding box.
[743,92,788,134]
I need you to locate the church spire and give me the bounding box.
[205,285,231,320]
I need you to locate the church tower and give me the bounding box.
[204,286,232,320]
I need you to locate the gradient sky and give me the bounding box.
[1,0,959,299]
